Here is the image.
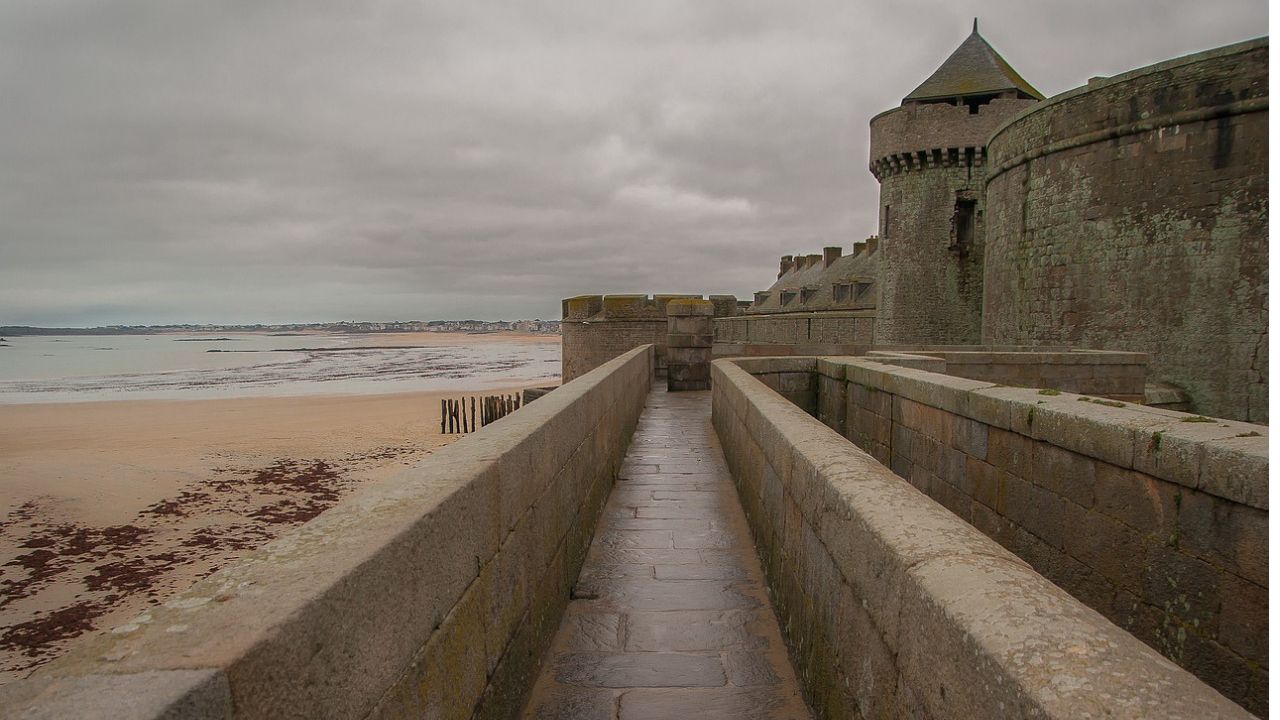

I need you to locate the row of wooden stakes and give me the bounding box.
[441,393,523,434]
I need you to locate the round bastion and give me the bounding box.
[981,37,1268,422]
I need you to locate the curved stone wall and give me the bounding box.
[982,38,1268,422]
[868,98,1036,178]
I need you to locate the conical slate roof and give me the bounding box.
[903,21,1044,103]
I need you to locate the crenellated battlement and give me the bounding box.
[561,293,739,381]
[562,294,739,322]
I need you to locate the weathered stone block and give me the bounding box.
[668,315,711,335]
[1216,572,1268,664]
[1063,510,1146,594]
[1199,434,1268,510]
[1093,464,1175,536]
[667,360,710,379]
[666,298,714,316]
[1176,489,1268,587]
[3,670,232,720]
[951,415,988,459]
[1029,442,1096,509]
[986,427,1032,478]
[666,332,713,348]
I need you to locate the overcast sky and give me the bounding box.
[0,1,1267,325]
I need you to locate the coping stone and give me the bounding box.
[10,670,231,720]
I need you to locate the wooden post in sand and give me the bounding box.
[471,397,477,433]
[440,399,446,434]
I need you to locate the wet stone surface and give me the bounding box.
[522,389,811,720]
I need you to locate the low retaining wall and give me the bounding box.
[820,357,1267,714]
[876,349,1148,402]
[715,345,1147,402]
[714,311,875,345]
[2,346,655,720]
[711,358,1252,718]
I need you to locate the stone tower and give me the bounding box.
[869,21,1041,344]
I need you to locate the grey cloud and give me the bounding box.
[0,0,1265,325]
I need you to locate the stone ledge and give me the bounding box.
[711,359,1253,719]
[747,356,1267,511]
[1,669,231,720]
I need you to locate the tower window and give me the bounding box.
[951,198,977,254]
[883,205,892,237]
[963,93,1000,114]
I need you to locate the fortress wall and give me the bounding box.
[562,316,667,381]
[3,346,656,720]
[562,294,731,382]
[713,311,875,346]
[982,38,1269,422]
[810,357,1267,714]
[711,358,1252,719]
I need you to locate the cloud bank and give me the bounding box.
[0,0,1265,324]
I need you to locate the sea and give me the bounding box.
[0,333,561,404]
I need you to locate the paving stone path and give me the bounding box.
[522,388,812,720]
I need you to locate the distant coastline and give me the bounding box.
[0,319,561,336]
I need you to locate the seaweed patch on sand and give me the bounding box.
[0,444,429,680]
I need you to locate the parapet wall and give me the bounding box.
[2,346,656,720]
[713,311,875,346]
[806,356,1265,713]
[713,344,1148,403]
[982,37,1269,422]
[868,97,1037,179]
[562,294,737,382]
[711,358,1251,719]
[871,347,1148,402]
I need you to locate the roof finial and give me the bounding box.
[973,17,979,34]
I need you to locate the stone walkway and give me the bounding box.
[521,388,811,720]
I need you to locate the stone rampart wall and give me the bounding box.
[2,346,656,720]
[812,357,1267,714]
[982,38,1269,422]
[713,311,874,346]
[711,357,1251,719]
[562,294,737,382]
[563,317,667,382]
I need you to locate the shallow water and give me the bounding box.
[0,334,561,403]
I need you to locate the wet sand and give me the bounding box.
[0,377,554,681]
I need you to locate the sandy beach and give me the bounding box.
[0,332,559,681]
